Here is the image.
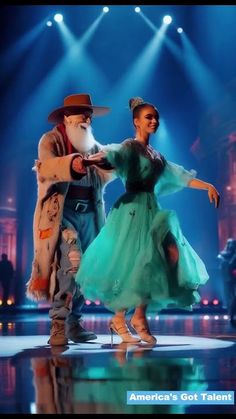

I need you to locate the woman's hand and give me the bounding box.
[83,151,114,170]
[83,151,106,166]
[188,178,220,208]
[208,184,220,208]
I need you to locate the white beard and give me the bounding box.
[65,123,96,154]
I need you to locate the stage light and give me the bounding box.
[103,7,109,13]
[54,14,63,23]
[46,21,52,27]
[95,300,100,305]
[202,299,209,306]
[0,300,2,305]
[177,27,183,34]
[212,299,220,306]
[7,299,13,305]
[85,299,91,305]
[203,315,210,320]
[163,15,172,25]
[135,7,141,13]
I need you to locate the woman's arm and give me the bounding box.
[188,178,220,208]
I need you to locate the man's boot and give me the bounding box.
[65,318,97,343]
[48,319,68,346]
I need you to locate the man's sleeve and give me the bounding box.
[34,134,86,182]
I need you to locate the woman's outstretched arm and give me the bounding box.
[188,178,220,208]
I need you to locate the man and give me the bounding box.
[0,253,14,305]
[217,238,236,326]
[26,93,114,345]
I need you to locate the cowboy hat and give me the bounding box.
[48,93,110,123]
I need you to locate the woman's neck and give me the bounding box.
[135,133,150,146]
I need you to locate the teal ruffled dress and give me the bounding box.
[75,139,209,312]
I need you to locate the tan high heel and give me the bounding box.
[109,317,141,345]
[130,317,157,344]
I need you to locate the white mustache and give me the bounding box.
[65,123,95,153]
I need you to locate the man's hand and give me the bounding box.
[71,156,87,174]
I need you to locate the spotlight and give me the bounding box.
[103,7,109,13]
[163,15,172,25]
[177,27,183,33]
[201,299,209,306]
[46,21,52,27]
[85,299,91,305]
[135,7,141,13]
[54,14,63,23]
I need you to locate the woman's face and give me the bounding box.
[134,105,159,135]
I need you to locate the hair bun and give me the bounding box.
[129,97,144,111]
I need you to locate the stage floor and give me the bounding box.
[0,312,236,414]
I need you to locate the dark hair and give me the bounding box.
[129,97,159,120]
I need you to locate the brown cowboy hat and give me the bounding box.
[48,93,110,123]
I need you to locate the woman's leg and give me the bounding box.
[162,232,179,296]
[109,310,141,344]
[132,305,147,319]
[162,232,179,267]
[131,305,157,344]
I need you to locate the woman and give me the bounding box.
[76,97,220,344]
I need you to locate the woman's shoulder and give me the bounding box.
[152,148,167,164]
[121,138,135,147]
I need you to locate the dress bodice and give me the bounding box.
[105,138,196,197]
[110,139,166,193]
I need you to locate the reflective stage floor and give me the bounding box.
[0,312,236,414]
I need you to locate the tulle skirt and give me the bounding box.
[76,191,209,312]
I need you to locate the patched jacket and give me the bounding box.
[26,126,114,301]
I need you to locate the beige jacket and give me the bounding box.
[26,126,114,301]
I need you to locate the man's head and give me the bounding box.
[226,238,236,253]
[48,94,110,153]
[48,94,110,124]
[64,112,95,153]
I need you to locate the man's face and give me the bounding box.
[64,111,95,153]
[64,111,92,127]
